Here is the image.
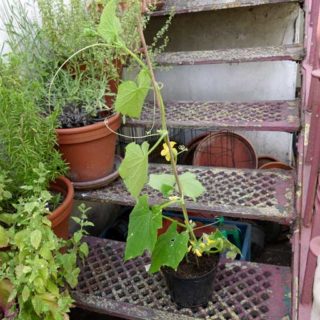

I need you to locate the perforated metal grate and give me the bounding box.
[152,0,299,16]
[154,45,303,65]
[127,100,300,132]
[75,164,295,224]
[73,237,291,320]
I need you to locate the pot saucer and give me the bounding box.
[72,155,122,190]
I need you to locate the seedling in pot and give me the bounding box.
[96,0,241,307]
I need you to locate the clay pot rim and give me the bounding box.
[258,155,280,162]
[49,176,74,224]
[56,112,120,135]
[259,161,293,170]
[193,131,258,169]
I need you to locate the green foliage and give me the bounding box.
[0,174,12,212]
[178,172,206,201]
[98,0,122,44]
[189,230,241,259]
[98,0,241,274]
[148,174,175,196]
[0,59,67,198]
[149,172,206,201]
[124,195,162,260]
[119,141,149,198]
[0,226,9,249]
[0,177,91,320]
[150,223,189,273]
[0,64,66,197]
[115,69,151,118]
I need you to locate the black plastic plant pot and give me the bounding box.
[161,256,218,308]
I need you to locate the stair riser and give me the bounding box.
[144,62,298,101]
[146,3,301,52]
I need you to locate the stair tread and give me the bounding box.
[154,45,303,65]
[152,0,299,16]
[127,100,300,132]
[75,164,295,224]
[73,236,291,320]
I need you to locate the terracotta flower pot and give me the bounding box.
[56,113,121,183]
[259,161,293,170]
[49,176,74,239]
[257,155,280,168]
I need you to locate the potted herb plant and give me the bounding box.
[36,0,127,187]
[0,56,92,319]
[97,0,240,308]
[0,56,73,239]
[0,171,91,319]
[2,0,125,188]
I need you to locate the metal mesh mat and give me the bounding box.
[127,100,300,132]
[75,164,295,224]
[73,237,291,320]
[152,0,299,15]
[154,45,303,65]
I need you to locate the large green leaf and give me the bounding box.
[0,213,17,225]
[149,222,189,273]
[119,141,149,198]
[0,279,13,310]
[148,174,175,196]
[115,69,151,118]
[0,226,9,248]
[30,230,42,250]
[125,195,162,260]
[178,172,206,201]
[98,0,122,44]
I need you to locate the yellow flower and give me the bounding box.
[169,196,179,201]
[194,249,202,257]
[207,239,215,246]
[160,142,177,162]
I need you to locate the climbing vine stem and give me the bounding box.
[136,13,197,242]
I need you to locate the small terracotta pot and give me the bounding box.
[257,155,280,168]
[49,176,74,239]
[259,162,293,170]
[105,59,123,108]
[56,113,121,183]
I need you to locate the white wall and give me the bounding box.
[142,3,304,164]
[0,0,40,54]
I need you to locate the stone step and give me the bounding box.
[75,164,296,225]
[126,100,300,132]
[73,237,292,320]
[154,45,304,65]
[152,0,300,16]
